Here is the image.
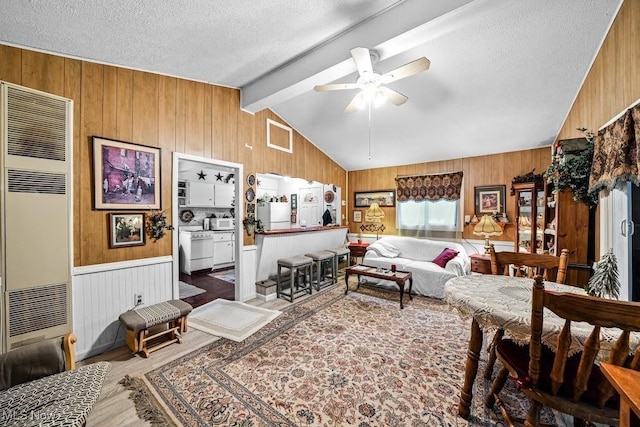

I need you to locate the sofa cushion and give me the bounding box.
[0,336,66,391]
[433,248,459,268]
[366,240,401,258]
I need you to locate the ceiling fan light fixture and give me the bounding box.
[373,91,386,108]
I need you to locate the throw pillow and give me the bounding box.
[433,248,459,268]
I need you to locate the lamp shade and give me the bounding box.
[472,214,503,237]
[366,202,385,222]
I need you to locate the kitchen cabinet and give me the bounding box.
[213,231,234,266]
[187,181,214,207]
[513,179,546,254]
[178,180,187,207]
[214,184,234,207]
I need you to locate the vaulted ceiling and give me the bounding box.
[0,0,622,170]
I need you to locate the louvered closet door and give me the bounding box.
[1,82,73,350]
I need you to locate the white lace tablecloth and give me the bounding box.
[444,274,639,359]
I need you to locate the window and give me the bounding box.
[396,199,460,232]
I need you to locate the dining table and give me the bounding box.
[443,274,633,419]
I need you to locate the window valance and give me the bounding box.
[395,171,463,202]
[589,104,640,194]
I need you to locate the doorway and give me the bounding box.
[171,153,243,305]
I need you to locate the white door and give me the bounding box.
[605,182,634,300]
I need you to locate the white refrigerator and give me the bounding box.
[257,202,291,230]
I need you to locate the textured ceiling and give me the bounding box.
[0,0,622,171]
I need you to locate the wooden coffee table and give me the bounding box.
[344,265,413,309]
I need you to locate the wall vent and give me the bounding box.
[2,81,73,352]
[7,169,66,195]
[6,85,67,161]
[8,283,68,337]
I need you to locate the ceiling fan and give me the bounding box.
[314,47,430,113]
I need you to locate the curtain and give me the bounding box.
[589,105,640,194]
[395,171,463,202]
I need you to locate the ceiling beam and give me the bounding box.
[240,0,511,113]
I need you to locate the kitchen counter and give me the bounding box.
[255,226,347,283]
[256,225,347,235]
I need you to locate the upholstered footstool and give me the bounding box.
[119,299,192,358]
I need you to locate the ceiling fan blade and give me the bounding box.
[350,47,373,76]
[378,86,408,106]
[314,83,359,92]
[344,92,366,113]
[381,57,430,84]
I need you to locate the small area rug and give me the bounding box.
[145,286,557,426]
[189,299,281,342]
[208,270,235,284]
[178,281,206,299]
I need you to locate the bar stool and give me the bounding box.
[327,247,350,283]
[276,255,313,302]
[305,250,335,291]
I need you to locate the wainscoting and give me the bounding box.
[72,249,258,361]
[72,256,173,361]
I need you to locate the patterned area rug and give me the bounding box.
[178,281,206,299]
[145,286,557,426]
[190,299,281,342]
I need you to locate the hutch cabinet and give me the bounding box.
[512,180,546,254]
[544,186,593,285]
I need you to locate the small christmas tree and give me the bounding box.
[585,249,620,299]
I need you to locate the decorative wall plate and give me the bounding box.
[247,174,256,186]
[324,190,335,203]
[245,188,255,202]
[179,209,194,222]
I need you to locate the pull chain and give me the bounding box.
[368,101,372,160]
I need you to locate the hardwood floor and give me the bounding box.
[81,290,297,427]
[179,268,235,307]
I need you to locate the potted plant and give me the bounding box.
[243,214,256,236]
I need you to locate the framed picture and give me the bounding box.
[354,190,395,208]
[246,203,255,214]
[475,185,506,215]
[109,213,145,248]
[353,210,362,222]
[93,136,161,210]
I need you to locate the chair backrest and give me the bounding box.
[530,275,640,409]
[489,245,569,284]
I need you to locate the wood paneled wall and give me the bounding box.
[556,0,640,257]
[558,0,639,141]
[0,44,347,267]
[348,147,551,243]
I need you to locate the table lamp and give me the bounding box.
[473,214,503,254]
[360,202,386,240]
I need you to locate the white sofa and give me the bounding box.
[362,235,471,299]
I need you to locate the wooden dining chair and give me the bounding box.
[486,275,640,427]
[483,246,571,379]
